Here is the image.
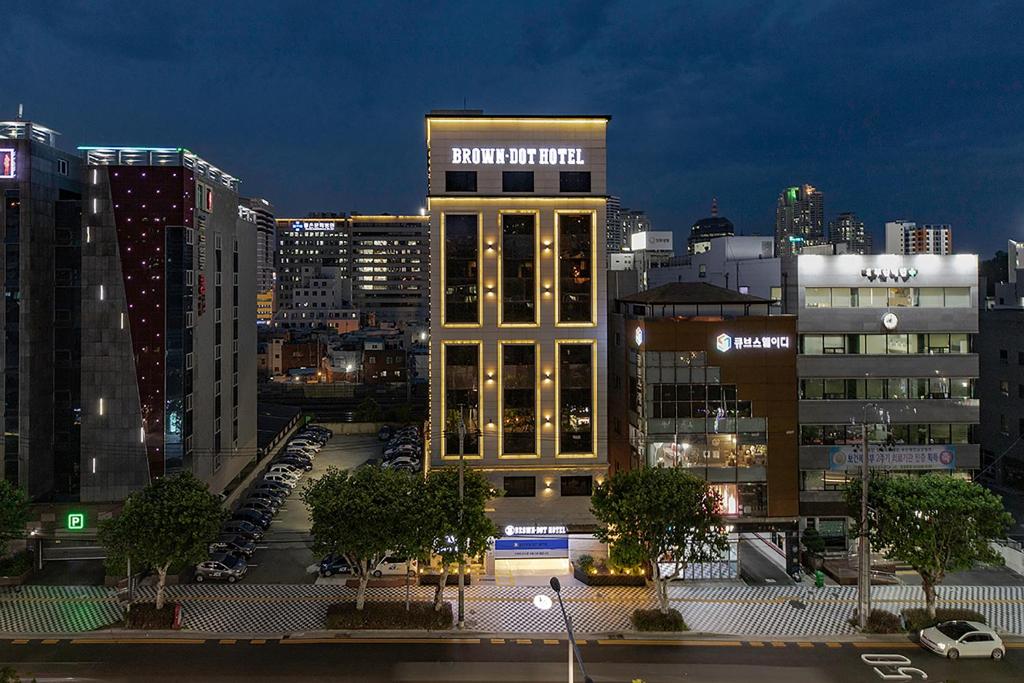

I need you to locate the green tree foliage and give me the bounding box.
[846,473,1013,618]
[99,473,226,610]
[302,466,423,610]
[355,398,383,423]
[0,480,29,557]
[422,467,499,610]
[592,467,728,613]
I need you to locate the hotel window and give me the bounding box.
[500,213,537,324]
[500,343,537,456]
[502,171,534,192]
[503,476,536,497]
[445,171,477,192]
[558,342,594,455]
[560,476,593,496]
[556,214,594,324]
[443,343,481,457]
[559,171,591,193]
[443,214,479,324]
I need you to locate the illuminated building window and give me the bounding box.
[557,342,595,455]
[500,213,537,324]
[500,343,537,456]
[443,214,480,325]
[443,342,481,457]
[556,213,594,324]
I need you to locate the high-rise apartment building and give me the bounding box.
[828,211,871,254]
[275,217,350,313]
[243,197,275,323]
[884,220,952,255]
[775,184,824,256]
[688,197,735,254]
[605,195,623,255]
[0,120,83,499]
[80,146,257,500]
[425,112,609,573]
[621,209,651,246]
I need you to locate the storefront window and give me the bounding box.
[805,287,831,308]
[557,214,593,324]
[443,343,480,456]
[443,214,479,324]
[500,213,536,324]
[558,342,594,454]
[888,287,914,307]
[501,343,537,456]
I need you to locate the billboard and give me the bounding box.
[827,444,956,471]
[0,149,15,179]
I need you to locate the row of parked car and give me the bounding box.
[194,425,333,583]
[376,424,423,473]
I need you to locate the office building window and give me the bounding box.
[1000,414,1009,435]
[502,171,534,192]
[503,476,536,497]
[500,343,537,456]
[500,213,537,324]
[557,213,594,324]
[445,171,477,192]
[800,333,970,355]
[1000,349,1008,364]
[443,214,479,324]
[559,171,591,193]
[558,342,594,455]
[804,287,972,308]
[1001,380,1010,397]
[560,475,593,496]
[443,343,481,457]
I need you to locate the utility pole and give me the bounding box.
[457,405,466,630]
[857,421,871,629]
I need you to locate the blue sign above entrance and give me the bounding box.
[493,536,569,559]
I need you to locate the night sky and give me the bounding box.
[4,2,1023,255]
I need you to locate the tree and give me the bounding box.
[846,473,1013,618]
[422,467,499,611]
[302,465,419,610]
[355,398,382,423]
[0,480,29,558]
[592,467,728,613]
[98,472,226,610]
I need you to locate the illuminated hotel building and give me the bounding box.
[80,147,257,501]
[425,112,610,554]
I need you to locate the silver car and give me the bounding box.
[195,553,248,583]
[919,620,1005,660]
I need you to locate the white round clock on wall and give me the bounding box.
[882,312,898,330]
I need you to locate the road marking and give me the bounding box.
[798,641,814,648]
[596,639,741,647]
[771,641,787,648]
[515,638,532,645]
[1005,642,1024,649]
[543,639,560,645]
[490,638,505,645]
[219,639,236,644]
[281,638,481,645]
[41,639,59,645]
[12,639,28,645]
[250,639,266,645]
[826,642,842,648]
[749,641,764,647]
[71,638,207,645]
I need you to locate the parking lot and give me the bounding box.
[241,432,381,584]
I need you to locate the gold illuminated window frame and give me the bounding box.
[497,340,541,460]
[440,212,483,328]
[440,340,484,460]
[497,210,541,328]
[554,339,597,459]
[554,210,598,327]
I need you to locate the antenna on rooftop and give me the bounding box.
[711,196,718,217]
[17,104,23,120]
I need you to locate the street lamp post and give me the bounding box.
[457,406,467,630]
[856,402,883,630]
[549,577,592,683]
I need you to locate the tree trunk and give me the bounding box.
[356,565,370,611]
[922,575,938,619]
[155,564,169,611]
[404,560,411,611]
[434,564,449,611]
[656,577,670,614]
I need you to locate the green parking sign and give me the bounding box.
[66,512,85,531]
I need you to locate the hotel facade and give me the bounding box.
[425,113,609,570]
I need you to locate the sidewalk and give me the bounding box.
[3,583,1024,636]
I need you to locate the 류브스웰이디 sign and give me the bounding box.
[827,444,956,471]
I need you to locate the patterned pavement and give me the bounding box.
[4,583,1024,636]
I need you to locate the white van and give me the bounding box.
[371,556,418,578]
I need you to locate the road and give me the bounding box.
[1,637,1021,682]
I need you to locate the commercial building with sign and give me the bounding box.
[609,282,801,577]
[425,111,609,575]
[0,120,84,500]
[790,253,979,547]
[79,146,257,500]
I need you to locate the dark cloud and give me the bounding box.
[2,0,1021,253]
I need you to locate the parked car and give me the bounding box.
[384,455,421,470]
[372,556,417,578]
[195,553,248,583]
[289,438,321,450]
[232,508,272,530]
[919,621,1005,660]
[286,443,319,456]
[222,520,264,541]
[304,425,332,437]
[208,534,256,557]
[263,473,297,488]
[319,554,353,577]
[276,457,313,472]
[297,430,327,442]
[254,480,291,496]
[268,464,303,478]
[241,498,277,516]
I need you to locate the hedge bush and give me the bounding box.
[326,601,453,630]
[854,609,903,634]
[573,565,646,587]
[0,551,32,577]
[631,608,688,632]
[125,602,178,629]
[902,608,986,632]
[575,555,595,572]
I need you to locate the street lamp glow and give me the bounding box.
[533,594,552,610]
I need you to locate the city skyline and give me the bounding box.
[3,2,1022,256]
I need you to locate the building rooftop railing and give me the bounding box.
[77,146,241,191]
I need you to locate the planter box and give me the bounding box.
[419,573,472,587]
[0,570,31,587]
[573,566,646,587]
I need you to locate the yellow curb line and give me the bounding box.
[826,642,842,648]
[219,639,236,644]
[543,639,560,645]
[490,638,505,645]
[70,638,207,645]
[41,639,59,645]
[851,642,918,649]
[281,638,481,645]
[596,639,741,647]
[797,642,814,648]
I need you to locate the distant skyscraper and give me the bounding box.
[884,220,952,255]
[621,209,651,247]
[606,195,623,254]
[242,197,275,324]
[775,184,824,256]
[688,197,735,254]
[828,211,871,254]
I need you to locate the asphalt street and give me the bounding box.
[1,637,1021,682]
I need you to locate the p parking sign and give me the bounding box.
[66,512,86,531]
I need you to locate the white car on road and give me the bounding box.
[919,620,1005,660]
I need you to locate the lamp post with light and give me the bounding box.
[548,577,592,683]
